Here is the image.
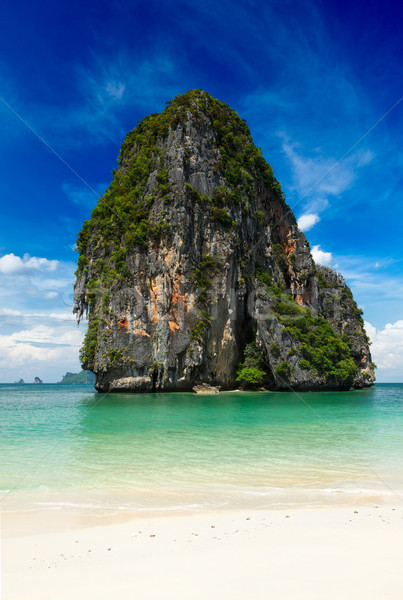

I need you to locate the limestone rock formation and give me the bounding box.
[74,89,375,392]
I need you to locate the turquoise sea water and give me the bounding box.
[1,383,403,514]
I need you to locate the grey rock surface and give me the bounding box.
[74,90,374,392]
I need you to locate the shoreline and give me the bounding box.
[2,488,398,535]
[1,482,397,535]
[3,503,403,599]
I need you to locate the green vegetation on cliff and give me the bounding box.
[79,318,99,370]
[272,292,358,386]
[236,340,266,389]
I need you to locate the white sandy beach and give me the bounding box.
[3,503,403,599]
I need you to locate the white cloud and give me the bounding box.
[0,253,58,275]
[0,254,76,312]
[311,244,333,266]
[0,308,21,316]
[0,249,85,382]
[365,320,403,381]
[11,324,61,344]
[298,213,320,232]
[0,313,85,382]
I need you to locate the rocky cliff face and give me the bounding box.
[74,89,375,392]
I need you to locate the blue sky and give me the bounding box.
[0,0,402,382]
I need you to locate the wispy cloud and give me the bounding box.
[44,291,58,299]
[62,181,107,209]
[335,255,403,298]
[105,81,126,101]
[58,51,180,144]
[282,139,375,214]
[77,50,177,106]
[0,50,182,151]
[228,1,383,224]
[282,140,354,196]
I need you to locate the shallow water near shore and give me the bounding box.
[1,383,403,515]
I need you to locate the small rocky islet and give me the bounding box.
[74,89,375,393]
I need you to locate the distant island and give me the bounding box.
[34,377,43,384]
[57,371,96,385]
[14,379,25,384]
